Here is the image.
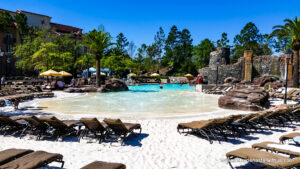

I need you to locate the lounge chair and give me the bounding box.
[279,133,300,143]
[289,90,300,99]
[79,118,108,143]
[226,148,300,169]
[0,150,64,168]
[0,115,25,135]
[39,116,78,141]
[20,116,49,140]
[0,149,33,165]
[103,118,141,145]
[252,141,300,157]
[81,161,126,169]
[276,89,297,99]
[177,120,216,143]
[231,113,258,134]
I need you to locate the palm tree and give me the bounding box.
[270,17,300,87]
[83,27,112,87]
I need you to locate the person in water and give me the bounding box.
[159,84,163,89]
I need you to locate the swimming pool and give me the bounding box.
[38,84,220,118]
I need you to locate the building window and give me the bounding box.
[7,45,12,52]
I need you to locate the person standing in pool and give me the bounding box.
[159,84,163,89]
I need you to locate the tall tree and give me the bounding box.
[153,27,165,60]
[177,29,194,73]
[83,27,112,87]
[232,22,271,63]
[161,25,180,67]
[193,39,216,70]
[15,29,55,75]
[115,32,129,56]
[269,17,300,87]
[217,32,230,48]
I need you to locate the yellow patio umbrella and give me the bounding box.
[59,71,72,77]
[150,73,160,77]
[184,74,194,80]
[128,73,137,77]
[39,69,61,77]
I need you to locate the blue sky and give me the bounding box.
[1,0,300,49]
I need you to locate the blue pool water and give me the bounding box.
[39,84,219,118]
[128,84,195,92]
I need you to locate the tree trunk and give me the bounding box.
[96,58,101,87]
[293,49,299,87]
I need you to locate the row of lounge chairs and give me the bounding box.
[0,115,142,145]
[270,89,300,101]
[0,148,126,169]
[177,106,300,144]
[204,86,232,95]
[226,132,300,169]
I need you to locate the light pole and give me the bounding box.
[216,61,220,86]
[0,50,4,90]
[284,50,292,104]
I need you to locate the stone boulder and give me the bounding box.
[97,78,129,93]
[224,77,238,84]
[218,88,269,111]
[159,67,173,76]
[82,87,97,92]
[253,76,278,86]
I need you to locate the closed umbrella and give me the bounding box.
[40,69,61,77]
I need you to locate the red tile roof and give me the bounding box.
[50,22,82,34]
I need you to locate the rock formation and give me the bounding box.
[97,78,129,92]
[218,88,269,111]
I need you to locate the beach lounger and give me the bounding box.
[20,116,49,140]
[252,141,300,157]
[0,149,33,165]
[279,133,300,143]
[103,119,142,145]
[0,115,25,135]
[177,120,216,143]
[289,90,300,99]
[81,161,126,169]
[39,116,78,141]
[79,118,108,143]
[231,113,258,134]
[226,148,300,169]
[0,150,64,169]
[276,89,297,99]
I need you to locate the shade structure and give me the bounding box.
[184,74,194,80]
[128,73,137,77]
[150,73,160,77]
[40,69,61,77]
[59,71,72,77]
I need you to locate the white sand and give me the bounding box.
[0,91,298,169]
